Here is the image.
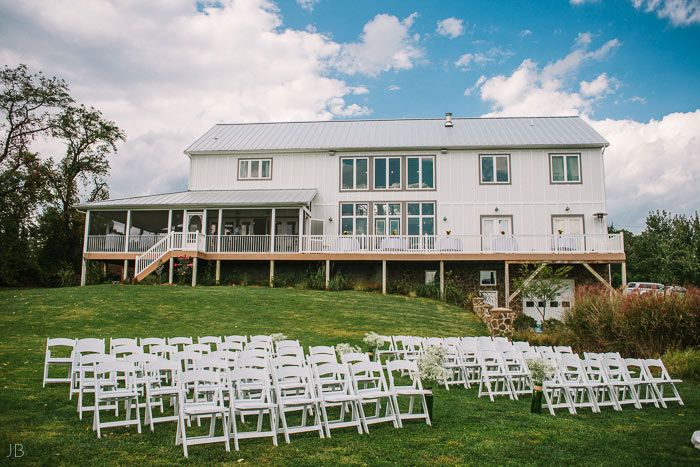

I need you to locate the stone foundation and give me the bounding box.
[472,297,517,336]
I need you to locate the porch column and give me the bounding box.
[325,260,330,289]
[439,261,445,300]
[123,259,129,281]
[168,257,174,284]
[183,209,188,233]
[217,209,223,253]
[124,210,132,252]
[215,260,221,285]
[504,261,510,308]
[621,262,627,287]
[270,208,276,253]
[80,210,91,286]
[202,210,207,251]
[191,257,198,287]
[167,210,172,233]
[270,260,275,287]
[298,208,303,252]
[382,260,387,295]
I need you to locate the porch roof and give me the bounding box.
[75,189,317,210]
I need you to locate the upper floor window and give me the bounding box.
[480,154,510,184]
[550,153,581,183]
[341,158,368,190]
[374,157,401,190]
[407,156,435,189]
[238,158,271,180]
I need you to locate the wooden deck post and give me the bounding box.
[80,258,87,287]
[168,257,174,284]
[325,260,330,289]
[439,260,445,300]
[270,260,275,287]
[124,210,131,253]
[215,260,221,285]
[191,257,198,287]
[504,261,510,308]
[621,262,627,287]
[123,259,129,281]
[81,210,90,287]
[382,260,387,295]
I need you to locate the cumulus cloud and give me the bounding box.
[520,29,533,37]
[468,33,700,229]
[631,0,700,26]
[387,84,401,91]
[454,47,514,70]
[297,0,320,11]
[570,0,600,5]
[0,1,415,199]
[334,13,424,77]
[436,17,466,38]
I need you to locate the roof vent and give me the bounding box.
[444,112,453,128]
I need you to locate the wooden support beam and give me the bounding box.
[123,259,129,281]
[191,257,198,287]
[325,260,330,289]
[508,262,547,303]
[382,260,387,295]
[269,259,275,287]
[582,263,616,294]
[504,261,510,308]
[80,258,87,287]
[439,261,445,300]
[215,260,221,285]
[168,258,174,284]
[621,262,627,287]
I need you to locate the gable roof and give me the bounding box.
[75,189,317,210]
[185,116,608,154]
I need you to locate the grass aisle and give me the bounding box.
[0,285,698,466]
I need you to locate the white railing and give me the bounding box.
[90,232,625,256]
[135,233,172,277]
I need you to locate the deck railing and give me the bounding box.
[89,233,624,255]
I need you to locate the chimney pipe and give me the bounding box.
[444,112,453,127]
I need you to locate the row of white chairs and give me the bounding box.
[44,337,432,457]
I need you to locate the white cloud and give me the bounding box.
[455,47,514,70]
[297,0,320,12]
[574,32,593,47]
[631,0,700,26]
[520,29,533,37]
[464,76,487,96]
[580,73,617,97]
[334,13,424,77]
[570,0,601,5]
[455,53,474,68]
[628,95,648,104]
[0,0,419,200]
[387,85,401,91]
[436,17,466,39]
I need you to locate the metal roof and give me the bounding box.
[76,189,317,210]
[185,116,608,154]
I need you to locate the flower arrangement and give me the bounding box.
[363,331,384,350]
[416,345,449,387]
[500,230,506,235]
[557,229,564,235]
[526,358,554,386]
[270,333,288,343]
[335,342,361,356]
[446,230,451,236]
[392,229,397,235]
[343,230,349,235]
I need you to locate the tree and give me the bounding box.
[513,263,573,330]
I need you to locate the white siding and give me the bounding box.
[188,148,608,236]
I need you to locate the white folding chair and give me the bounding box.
[502,350,532,396]
[373,335,398,363]
[168,337,193,352]
[223,335,248,347]
[228,368,278,451]
[140,337,165,353]
[198,336,222,352]
[642,359,684,407]
[514,341,531,353]
[112,344,144,360]
[340,352,370,365]
[477,350,517,401]
[218,341,244,353]
[442,343,467,390]
[312,362,364,437]
[457,340,481,388]
[624,358,660,407]
[553,345,574,354]
[173,351,202,372]
[184,343,211,355]
[93,361,142,438]
[176,369,230,458]
[602,356,642,409]
[109,338,137,353]
[69,338,106,401]
[272,366,325,444]
[349,361,400,433]
[309,345,336,357]
[582,358,621,412]
[78,353,116,420]
[144,360,180,431]
[554,355,599,414]
[209,350,239,370]
[385,360,431,427]
[43,338,75,387]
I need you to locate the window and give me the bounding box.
[341,158,368,190]
[238,158,272,180]
[407,156,435,189]
[562,301,571,308]
[480,154,510,183]
[480,271,497,286]
[550,301,559,308]
[340,203,368,235]
[550,153,580,183]
[374,157,401,189]
[407,202,435,235]
[374,203,401,235]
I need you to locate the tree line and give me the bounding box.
[1,64,124,286]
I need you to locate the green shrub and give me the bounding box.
[300,264,326,290]
[662,348,700,380]
[513,313,537,331]
[387,278,412,295]
[415,282,439,300]
[328,270,350,291]
[272,273,297,288]
[511,329,567,347]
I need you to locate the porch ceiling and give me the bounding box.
[75,189,317,210]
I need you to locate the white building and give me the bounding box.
[77,114,625,311]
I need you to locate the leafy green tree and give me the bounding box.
[513,263,573,329]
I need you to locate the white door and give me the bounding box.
[480,290,498,308]
[481,217,513,251]
[185,212,203,249]
[552,216,584,251]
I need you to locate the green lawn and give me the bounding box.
[0,285,698,466]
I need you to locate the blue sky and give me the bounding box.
[0,0,698,231]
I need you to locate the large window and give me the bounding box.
[374,157,401,190]
[238,158,272,180]
[407,202,435,235]
[341,158,368,190]
[480,154,510,184]
[374,203,401,235]
[340,203,368,235]
[407,156,435,189]
[550,153,581,183]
